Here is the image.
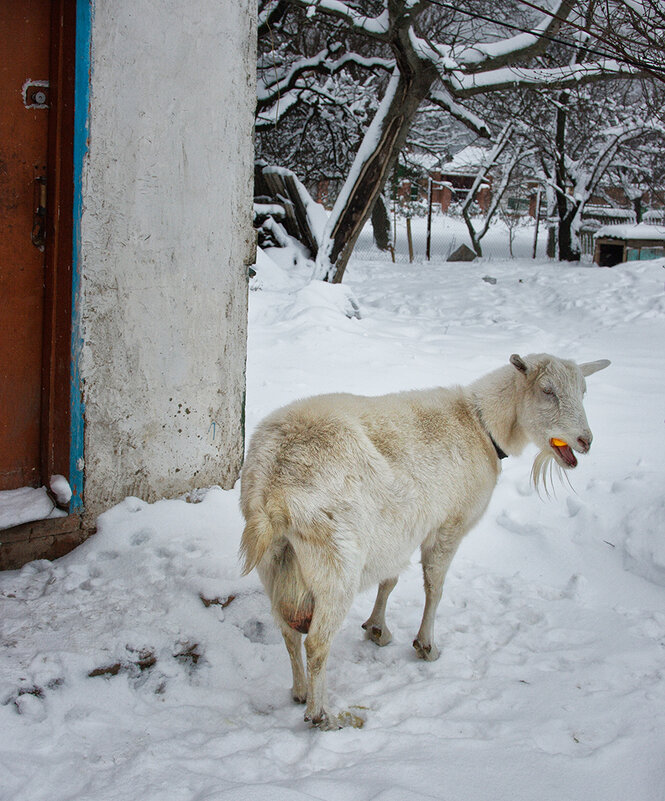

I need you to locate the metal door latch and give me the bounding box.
[32,171,47,250]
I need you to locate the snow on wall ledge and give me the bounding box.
[79,0,256,522]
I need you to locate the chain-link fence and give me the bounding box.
[352,201,644,264]
[353,211,545,263]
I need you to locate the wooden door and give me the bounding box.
[0,1,53,490]
[1,0,77,501]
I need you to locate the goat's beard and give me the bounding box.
[531,449,572,497]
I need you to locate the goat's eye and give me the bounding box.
[542,387,556,398]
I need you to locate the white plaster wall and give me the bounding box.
[80,0,256,521]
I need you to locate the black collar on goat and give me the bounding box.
[475,407,509,460]
[489,433,508,461]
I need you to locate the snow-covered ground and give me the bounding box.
[1,242,664,801]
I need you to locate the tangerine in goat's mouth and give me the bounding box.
[550,438,578,468]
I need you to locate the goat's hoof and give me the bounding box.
[362,621,392,646]
[305,710,342,731]
[304,709,365,730]
[413,638,440,662]
[292,689,307,704]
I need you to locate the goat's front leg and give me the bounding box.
[362,576,398,646]
[413,533,462,662]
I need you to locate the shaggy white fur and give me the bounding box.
[239,353,609,729]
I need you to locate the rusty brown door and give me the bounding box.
[0,1,53,490]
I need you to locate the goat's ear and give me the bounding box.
[510,354,529,375]
[579,359,610,376]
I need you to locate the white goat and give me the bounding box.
[239,353,609,729]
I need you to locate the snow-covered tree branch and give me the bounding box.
[285,0,391,39]
[449,59,634,96]
[257,45,394,117]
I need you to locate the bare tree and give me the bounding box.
[605,133,665,221]
[460,124,533,257]
[257,1,642,280]
[480,71,662,260]
[297,1,635,281]
[532,82,663,258]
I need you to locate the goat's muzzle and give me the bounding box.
[576,436,591,454]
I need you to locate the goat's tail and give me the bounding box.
[239,504,314,634]
[239,507,275,576]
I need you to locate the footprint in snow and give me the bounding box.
[496,511,544,537]
[130,529,152,546]
[242,619,281,645]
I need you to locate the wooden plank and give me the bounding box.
[282,172,318,257]
[262,170,299,239]
[261,167,319,258]
[0,514,90,570]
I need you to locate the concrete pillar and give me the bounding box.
[78,0,256,522]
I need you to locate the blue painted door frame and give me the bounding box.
[69,0,91,511]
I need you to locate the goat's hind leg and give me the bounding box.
[303,584,357,730]
[362,576,398,646]
[277,620,307,703]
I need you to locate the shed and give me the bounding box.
[1,0,256,569]
[594,224,665,266]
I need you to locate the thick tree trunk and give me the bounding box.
[558,209,581,261]
[554,94,581,261]
[546,225,557,259]
[633,194,644,223]
[316,53,438,283]
[371,192,391,251]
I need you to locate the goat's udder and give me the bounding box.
[281,603,314,634]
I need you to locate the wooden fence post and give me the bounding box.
[426,177,432,261]
[406,217,414,263]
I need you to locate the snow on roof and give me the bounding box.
[403,144,493,175]
[402,150,443,172]
[583,205,636,220]
[441,145,491,175]
[595,223,665,241]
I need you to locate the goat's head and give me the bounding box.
[509,353,610,490]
